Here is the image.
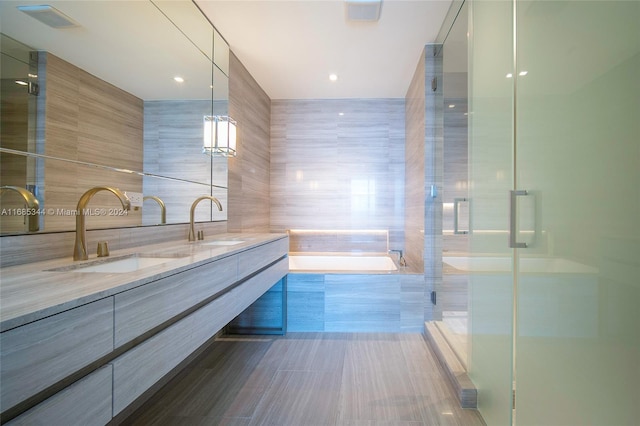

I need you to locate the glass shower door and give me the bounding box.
[441,0,470,366]
[467,0,515,425]
[514,1,640,424]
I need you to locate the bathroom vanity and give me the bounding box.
[0,233,288,424]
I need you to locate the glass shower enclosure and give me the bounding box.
[467,0,639,424]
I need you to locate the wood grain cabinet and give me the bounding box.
[6,365,113,426]
[193,257,289,344]
[112,314,196,415]
[114,254,238,347]
[1,236,288,424]
[0,298,114,413]
[112,254,289,415]
[238,237,289,273]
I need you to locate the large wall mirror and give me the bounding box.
[0,0,230,235]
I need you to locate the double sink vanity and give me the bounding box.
[0,0,272,423]
[0,232,289,424]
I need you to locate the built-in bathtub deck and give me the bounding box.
[287,270,424,333]
[284,229,426,333]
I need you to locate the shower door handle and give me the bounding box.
[509,190,529,248]
[453,198,469,234]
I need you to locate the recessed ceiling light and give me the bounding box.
[448,104,455,109]
[338,112,344,116]
[174,76,185,83]
[519,71,528,76]
[329,74,338,82]
[15,80,28,86]
[506,73,513,78]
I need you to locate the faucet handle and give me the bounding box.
[389,249,407,267]
[97,241,109,257]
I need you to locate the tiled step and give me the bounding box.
[423,321,477,408]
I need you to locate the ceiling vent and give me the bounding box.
[345,0,382,22]
[17,5,79,29]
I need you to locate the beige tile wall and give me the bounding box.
[40,53,144,231]
[270,98,405,251]
[0,221,227,268]
[288,229,389,253]
[142,100,228,225]
[405,44,443,321]
[0,80,31,233]
[405,48,427,271]
[227,53,271,232]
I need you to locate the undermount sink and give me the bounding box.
[48,253,188,273]
[199,240,245,246]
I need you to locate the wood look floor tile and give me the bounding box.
[338,368,424,423]
[343,335,407,375]
[398,333,445,375]
[249,370,341,426]
[129,415,251,426]
[275,333,347,372]
[125,333,485,426]
[338,422,428,426]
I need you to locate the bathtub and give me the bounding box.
[289,254,397,272]
[286,253,424,333]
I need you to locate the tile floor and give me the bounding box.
[123,333,485,426]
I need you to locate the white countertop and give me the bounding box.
[0,233,287,332]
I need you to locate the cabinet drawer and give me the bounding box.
[112,314,194,415]
[114,257,288,415]
[234,256,289,314]
[0,298,114,412]
[6,365,113,426]
[191,257,288,349]
[114,255,237,347]
[237,237,288,277]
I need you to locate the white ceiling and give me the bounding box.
[196,0,453,99]
[1,0,453,101]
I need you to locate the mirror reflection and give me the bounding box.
[0,0,230,235]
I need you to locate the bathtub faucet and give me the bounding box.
[389,249,407,267]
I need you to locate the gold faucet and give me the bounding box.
[143,195,166,224]
[0,186,40,232]
[188,195,222,241]
[74,186,131,261]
